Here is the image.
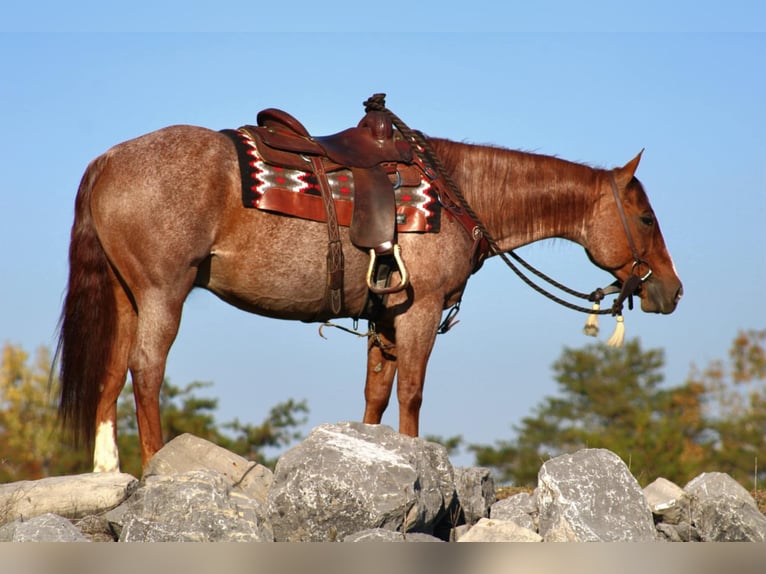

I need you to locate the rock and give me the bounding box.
[457,518,542,542]
[452,467,495,525]
[144,433,273,505]
[0,472,137,526]
[490,492,537,531]
[644,477,691,524]
[656,521,700,542]
[267,422,455,542]
[343,528,443,542]
[0,513,88,542]
[109,469,273,542]
[684,472,766,542]
[536,449,656,542]
[72,514,117,542]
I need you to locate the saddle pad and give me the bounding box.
[223,128,441,233]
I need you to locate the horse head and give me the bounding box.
[585,152,683,314]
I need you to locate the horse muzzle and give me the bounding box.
[640,277,683,314]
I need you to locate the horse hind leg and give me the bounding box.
[92,270,137,472]
[128,286,193,468]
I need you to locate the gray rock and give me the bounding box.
[144,433,273,505]
[0,513,88,542]
[343,528,443,542]
[452,467,495,525]
[685,472,766,542]
[644,477,691,524]
[656,521,700,542]
[0,472,137,526]
[267,422,455,542]
[457,518,542,542]
[536,449,656,542]
[490,492,538,531]
[112,469,273,542]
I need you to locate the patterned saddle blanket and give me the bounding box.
[223,127,442,234]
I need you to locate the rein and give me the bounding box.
[363,94,652,346]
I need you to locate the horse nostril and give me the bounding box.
[675,284,684,303]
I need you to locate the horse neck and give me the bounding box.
[430,138,601,251]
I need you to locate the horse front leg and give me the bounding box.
[393,300,442,437]
[363,325,397,424]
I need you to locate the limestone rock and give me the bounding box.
[536,449,656,542]
[267,422,455,541]
[685,472,766,542]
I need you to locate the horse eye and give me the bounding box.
[640,213,655,227]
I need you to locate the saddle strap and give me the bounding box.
[309,156,344,315]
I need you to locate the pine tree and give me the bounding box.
[471,339,711,486]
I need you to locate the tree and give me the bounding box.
[0,342,310,480]
[689,329,766,487]
[116,380,309,476]
[0,342,90,481]
[471,339,711,486]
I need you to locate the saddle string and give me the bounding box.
[363,93,635,345]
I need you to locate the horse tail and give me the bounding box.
[56,153,116,449]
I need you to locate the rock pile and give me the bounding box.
[1,422,765,542]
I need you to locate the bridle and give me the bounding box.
[363,94,654,338]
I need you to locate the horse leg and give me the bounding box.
[393,299,443,437]
[363,325,397,424]
[128,289,189,468]
[92,271,137,472]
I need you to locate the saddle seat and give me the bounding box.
[255,108,413,169]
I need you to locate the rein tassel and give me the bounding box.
[583,302,600,337]
[606,315,626,347]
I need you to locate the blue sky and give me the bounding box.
[1,11,765,466]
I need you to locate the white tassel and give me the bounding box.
[606,315,625,347]
[583,302,600,337]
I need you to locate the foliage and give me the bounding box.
[471,332,766,488]
[116,381,309,476]
[0,341,309,480]
[689,329,766,486]
[0,343,90,481]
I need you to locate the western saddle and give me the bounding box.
[244,95,421,315]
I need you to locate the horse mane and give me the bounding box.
[428,138,601,243]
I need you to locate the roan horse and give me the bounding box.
[57,102,682,473]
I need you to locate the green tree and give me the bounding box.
[0,342,90,481]
[116,380,309,476]
[0,342,310,480]
[471,339,710,486]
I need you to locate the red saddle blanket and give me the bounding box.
[223,128,442,233]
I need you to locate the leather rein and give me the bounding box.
[364,94,652,323]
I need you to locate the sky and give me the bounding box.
[2,7,765,467]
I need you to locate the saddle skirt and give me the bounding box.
[223,127,442,234]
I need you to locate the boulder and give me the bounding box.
[0,472,137,526]
[490,491,537,531]
[108,469,273,542]
[144,433,273,505]
[267,422,455,541]
[644,476,691,524]
[0,513,89,542]
[536,449,656,542]
[452,466,495,525]
[457,518,542,542]
[684,472,766,542]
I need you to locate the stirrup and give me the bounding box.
[366,245,409,295]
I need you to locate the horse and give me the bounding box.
[56,116,683,473]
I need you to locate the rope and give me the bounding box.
[363,94,625,317]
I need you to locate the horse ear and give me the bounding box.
[614,149,644,187]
